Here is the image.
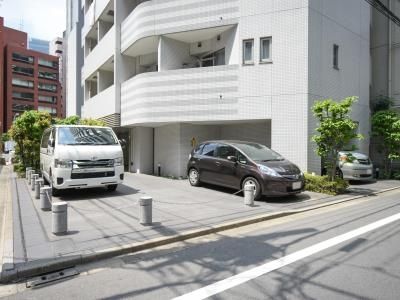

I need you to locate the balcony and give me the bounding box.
[82,26,115,80]
[82,84,116,119]
[121,65,240,126]
[121,0,239,56]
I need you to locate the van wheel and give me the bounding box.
[107,184,118,192]
[50,173,60,196]
[188,168,201,186]
[242,177,261,200]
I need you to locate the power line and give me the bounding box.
[364,0,400,27]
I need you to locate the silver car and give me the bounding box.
[337,151,374,181]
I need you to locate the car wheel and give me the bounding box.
[336,168,343,179]
[242,177,261,200]
[107,184,118,192]
[188,168,201,186]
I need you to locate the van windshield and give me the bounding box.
[232,143,283,162]
[58,127,118,145]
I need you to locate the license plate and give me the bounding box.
[366,169,372,175]
[292,182,302,190]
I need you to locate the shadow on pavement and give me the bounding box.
[56,184,140,201]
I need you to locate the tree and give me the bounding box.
[8,111,52,171]
[371,110,400,177]
[53,115,105,126]
[312,96,363,181]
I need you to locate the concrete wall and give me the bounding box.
[308,0,371,164]
[152,121,272,177]
[131,127,154,174]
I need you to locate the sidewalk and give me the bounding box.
[1,168,399,283]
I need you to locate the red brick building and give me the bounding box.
[0,17,62,133]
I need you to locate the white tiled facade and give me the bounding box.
[78,0,371,177]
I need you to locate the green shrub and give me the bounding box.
[305,173,348,195]
[13,162,26,177]
[393,172,400,180]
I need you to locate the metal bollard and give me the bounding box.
[52,202,68,234]
[40,187,52,211]
[35,179,44,199]
[244,184,255,206]
[25,167,32,180]
[139,196,152,225]
[28,170,34,185]
[31,174,39,191]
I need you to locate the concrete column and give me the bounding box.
[35,179,44,199]
[40,187,52,211]
[139,196,152,225]
[52,202,68,234]
[31,174,39,191]
[132,127,154,174]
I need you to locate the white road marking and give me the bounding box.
[173,212,400,300]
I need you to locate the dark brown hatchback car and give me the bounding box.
[187,140,305,199]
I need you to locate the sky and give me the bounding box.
[0,0,66,41]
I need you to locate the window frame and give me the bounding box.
[242,39,254,65]
[260,37,272,63]
[333,44,339,70]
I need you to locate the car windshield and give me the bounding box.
[233,143,283,161]
[57,127,118,145]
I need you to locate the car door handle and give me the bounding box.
[215,162,221,166]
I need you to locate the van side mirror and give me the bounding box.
[227,156,237,162]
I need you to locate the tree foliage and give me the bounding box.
[8,111,107,174]
[312,96,362,181]
[8,111,52,171]
[371,110,400,177]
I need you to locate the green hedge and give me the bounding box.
[304,173,348,195]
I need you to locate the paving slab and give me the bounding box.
[2,169,399,282]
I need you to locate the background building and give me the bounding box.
[370,0,400,169]
[28,37,50,54]
[50,37,65,117]
[0,16,62,132]
[64,0,84,117]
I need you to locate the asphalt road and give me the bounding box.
[1,189,400,300]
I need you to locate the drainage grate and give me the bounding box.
[26,268,79,288]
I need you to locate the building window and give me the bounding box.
[12,78,34,88]
[12,65,34,76]
[39,95,57,104]
[333,44,339,69]
[200,48,225,67]
[38,71,57,80]
[38,82,57,92]
[12,92,34,101]
[260,37,272,62]
[12,103,34,112]
[38,106,57,115]
[38,58,58,68]
[243,39,254,65]
[12,52,34,64]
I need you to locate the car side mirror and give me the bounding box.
[227,156,237,162]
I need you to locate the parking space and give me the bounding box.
[12,171,399,265]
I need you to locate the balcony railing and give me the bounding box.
[121,65,240,126]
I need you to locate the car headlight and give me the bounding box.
[55,159,72,168]
[258,164,282,177]
[114,157,123,166]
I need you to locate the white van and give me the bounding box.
[40,125,124,196]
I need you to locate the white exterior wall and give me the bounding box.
[308,0,371,164]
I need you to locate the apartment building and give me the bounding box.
[50,37,66,117]
[0,17,62,132]
[75,0,371,176]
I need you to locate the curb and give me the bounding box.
[1,184,399,284]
